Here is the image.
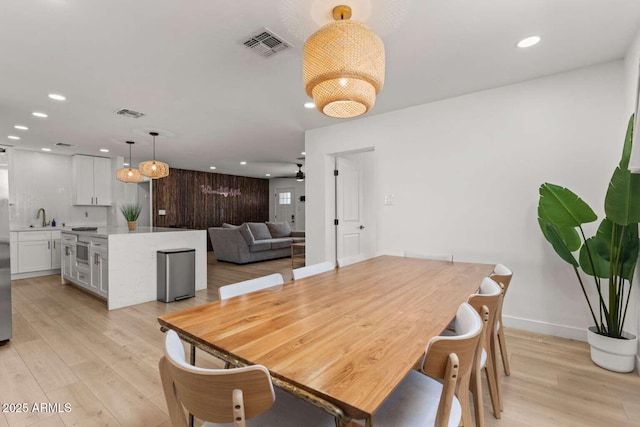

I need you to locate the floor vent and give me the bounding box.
[242,28,292,58]
[115,108,145,119]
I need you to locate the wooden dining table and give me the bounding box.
[157,255,494,425]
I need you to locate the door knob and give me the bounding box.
[359,225,365,230]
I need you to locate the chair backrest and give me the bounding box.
[490,263,513,294]
[421,302,482,426]
[159,330,275,427]
[218,273,284,301]
[467,277,502,350]
[293,261,335,280]
[404,251,453,263]
[337,254,367,267]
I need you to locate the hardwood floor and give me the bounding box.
[1,254,639,427]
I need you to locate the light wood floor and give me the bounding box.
[1,254,639,427]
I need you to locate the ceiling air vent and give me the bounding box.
[55,142,77,147]
[115,108,145,119]
[242,28,292,58]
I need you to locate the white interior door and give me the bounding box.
[275,187,295,228]
[336,154,374,260]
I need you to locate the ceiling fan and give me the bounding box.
[274,163,305,181]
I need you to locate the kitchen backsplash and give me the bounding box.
[10,150,108,228]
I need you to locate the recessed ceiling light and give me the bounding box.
[48,93,66,101]
[14,125,28,130]
[123,162,130,166]
[517,35,541,48]
[304,102,315,109]
[100,148,109,153]
[266,173,271,177]
[301,151,306,155]
[7,135,20,140]
[41,148,52,152]
[32,112,48,118]
[209,166,217,170]
[240,161,247,165]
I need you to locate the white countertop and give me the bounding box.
[60,226,198,238]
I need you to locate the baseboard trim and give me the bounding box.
[502,315,587,342]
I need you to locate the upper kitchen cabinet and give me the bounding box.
[72,155,112,206]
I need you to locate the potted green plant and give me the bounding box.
[120,204,142,231]
[538,114,639,372]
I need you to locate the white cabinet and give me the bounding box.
[90,237,108,298]
[15,230,62,274]
[10,232,17,274]
[61,233,77,280]
[72,155,112,206]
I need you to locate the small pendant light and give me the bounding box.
[139,131,169,179]
[116,141,143,183]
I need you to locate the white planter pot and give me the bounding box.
[586,326,638,373]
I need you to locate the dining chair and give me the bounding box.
[218,273,284,301]
[159,330,335,427]
[490,264,513,377]
[372,302,483,427]
[404,251,454,263]
[337,254,367,267]
[293,261,335,280]
[466,277,503,425]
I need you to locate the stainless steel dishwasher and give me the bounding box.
[157,248,195,302]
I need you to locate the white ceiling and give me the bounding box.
[1,0,639,178]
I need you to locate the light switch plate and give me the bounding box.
[158,209,166,215]
[384,194,394,206]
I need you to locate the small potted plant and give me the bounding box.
[120,204,142,231]
[538,114,639,372]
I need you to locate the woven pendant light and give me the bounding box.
[139,131,169,179]
[303,5,385,119]
[116,141,144,183]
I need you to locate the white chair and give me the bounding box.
[404,251,453,263]
[467,277,503,425]
[159,330,335,427]
[293,261,335,280]
[372,303,483,427]
[218,273,284,301]
[490,264,513,378]
[337,254,367,267]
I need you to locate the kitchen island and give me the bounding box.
[61,226,207,310]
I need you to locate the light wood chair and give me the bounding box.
[490,264,513,377]
[293,261,335,280]
[218,273,284,301]
[404,251,454,263]
[372,302,483,427]
[159,330,335,427]
[337,254,367,267]
[466,277,503,425]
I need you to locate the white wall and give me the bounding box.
[306,60,627,341]
[624,26,640,371]
[268,178,306,230]
[10,150,108,228]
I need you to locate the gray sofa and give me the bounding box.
[208,222,305,264]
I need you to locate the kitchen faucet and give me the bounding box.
[36,208,46,227]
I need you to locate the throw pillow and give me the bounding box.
[237,223,255,245]
[247,222,272,240]
[266,221,291,238]
[222,223,237,228]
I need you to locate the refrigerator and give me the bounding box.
[0,148,10,345]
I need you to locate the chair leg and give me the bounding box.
[490,336,503,413]
[497,327,511,376]
[457,373,473,427]
[470,366,484,427]
[483,351,501,419]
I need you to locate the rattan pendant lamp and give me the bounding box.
[139,131,169,179]
[116,141,143,183]
[303,5,385,119]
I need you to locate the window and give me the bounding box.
[279,192,291,205]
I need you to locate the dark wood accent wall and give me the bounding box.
[152,168,269,248]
